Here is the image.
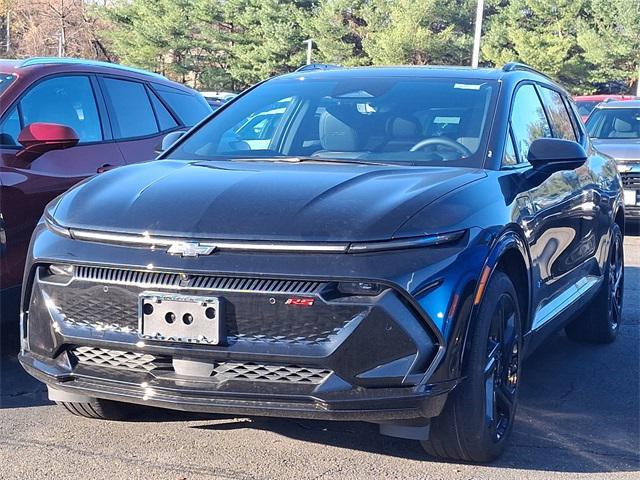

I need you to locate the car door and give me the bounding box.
[507,83,588,332]
[537,86,600,268]
[99,76,181,164]
[0,74,125,289]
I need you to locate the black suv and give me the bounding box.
[20,63,624,462]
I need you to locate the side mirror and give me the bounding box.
[156,130,186,154]
[17,123,79,161]
[527,138,587,171]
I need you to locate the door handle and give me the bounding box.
[97,164,114,173]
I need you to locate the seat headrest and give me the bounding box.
[387,116,420,139]
[319,110,361,151]
[613,117,632,133]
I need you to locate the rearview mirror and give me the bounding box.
[17,123,79,161]
[527,138,587,171]
[156,130,186,155]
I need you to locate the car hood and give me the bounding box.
[592,139,640,162]
[52,160,485,242]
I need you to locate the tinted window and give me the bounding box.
[0,74,15,95]
[149,89,178,131]
[154,84,213,126]
[20,76,102,142]
[103,78,158,138]
[586,107,640,139]
[510,84,552,161]
[538,87,576,141]
[0,107,21,146]
[503,130,518,166]
[169,77,497,168]
[575,101,599,118]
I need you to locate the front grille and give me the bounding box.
[621,172,640,189]
[70,347,330,384]
[72,346,169,372]
[50,268,359,346]
[211,362,331,383]
[75,266,325,294]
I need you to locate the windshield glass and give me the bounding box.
[586,107,640,139]
[0,74,15,96]
[168,76,497,167]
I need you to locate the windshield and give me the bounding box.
[586,107,640,139]
[0,74,15,96]
[168,76,497,167]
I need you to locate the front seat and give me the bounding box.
[313,109,365,158]
[382,116,422,152]
[608,117,636,138]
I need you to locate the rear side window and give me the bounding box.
[149,89,178,131]
[154,84,211,126]
[538,87,577,141]
[102,78,158,139]
[509,84,552,161]
[19,75,102,143]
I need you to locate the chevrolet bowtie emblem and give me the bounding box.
[167,242,216,257]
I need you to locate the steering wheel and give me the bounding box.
[409,137,472,157]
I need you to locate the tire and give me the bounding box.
[565,223,624,344]
[422,271,522,462]
[56,398,137,421]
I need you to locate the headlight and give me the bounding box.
[48,264,74,277]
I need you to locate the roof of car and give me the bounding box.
[574,94,635,101]
[594,99,640,109]
[0,57,167,80]
[276,64,550,82]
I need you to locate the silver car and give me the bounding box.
[586,99,640,219]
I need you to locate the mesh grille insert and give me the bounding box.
[72,346,170,372]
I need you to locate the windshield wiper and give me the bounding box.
[230,156,399,167]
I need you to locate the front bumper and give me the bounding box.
[21,260,458,421]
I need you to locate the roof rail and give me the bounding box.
[295,63,341,72]
[502,62,551,79]
[19,57,166,80]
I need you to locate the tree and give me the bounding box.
[363,0,477,66]
[303,0,371,66]
[577,0,640,89]
[223,0,312,86]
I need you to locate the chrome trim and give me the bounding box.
[347,231,465,253]
[532,275,600,331]
[46,217,464,254]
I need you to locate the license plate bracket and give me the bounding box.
[139,292,224,345]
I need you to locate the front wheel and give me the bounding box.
[565,223,624,344]
[422,271,522,462]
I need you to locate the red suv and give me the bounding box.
[0,58,211,296]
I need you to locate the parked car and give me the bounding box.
[574,94,636,122]
[200,91,237,111]
[0,57,212,297]
[586,99,640,219]
[20,63,625,463]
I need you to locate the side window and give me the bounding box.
[502,130,518,166]
[538,87,577,141]
[154,84,211,126]
[148,89,178,131]
[0,107,21,146]
[509,84,552,161]
[564,98,584,143]
[20,76,102,143]
[102,78,158,139]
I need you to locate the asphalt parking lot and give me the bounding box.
[1,231,638,479]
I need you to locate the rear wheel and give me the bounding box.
[422,271,522,462]
[56,398,137,420]
[565,223,624,344]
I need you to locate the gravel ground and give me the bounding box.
[0,233,638,480]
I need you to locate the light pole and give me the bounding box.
[471,0,485,68]
[303,39,313,65]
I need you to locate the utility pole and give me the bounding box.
[5,11,10,53]
[303,39,313,65]
[471,0,485,68]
